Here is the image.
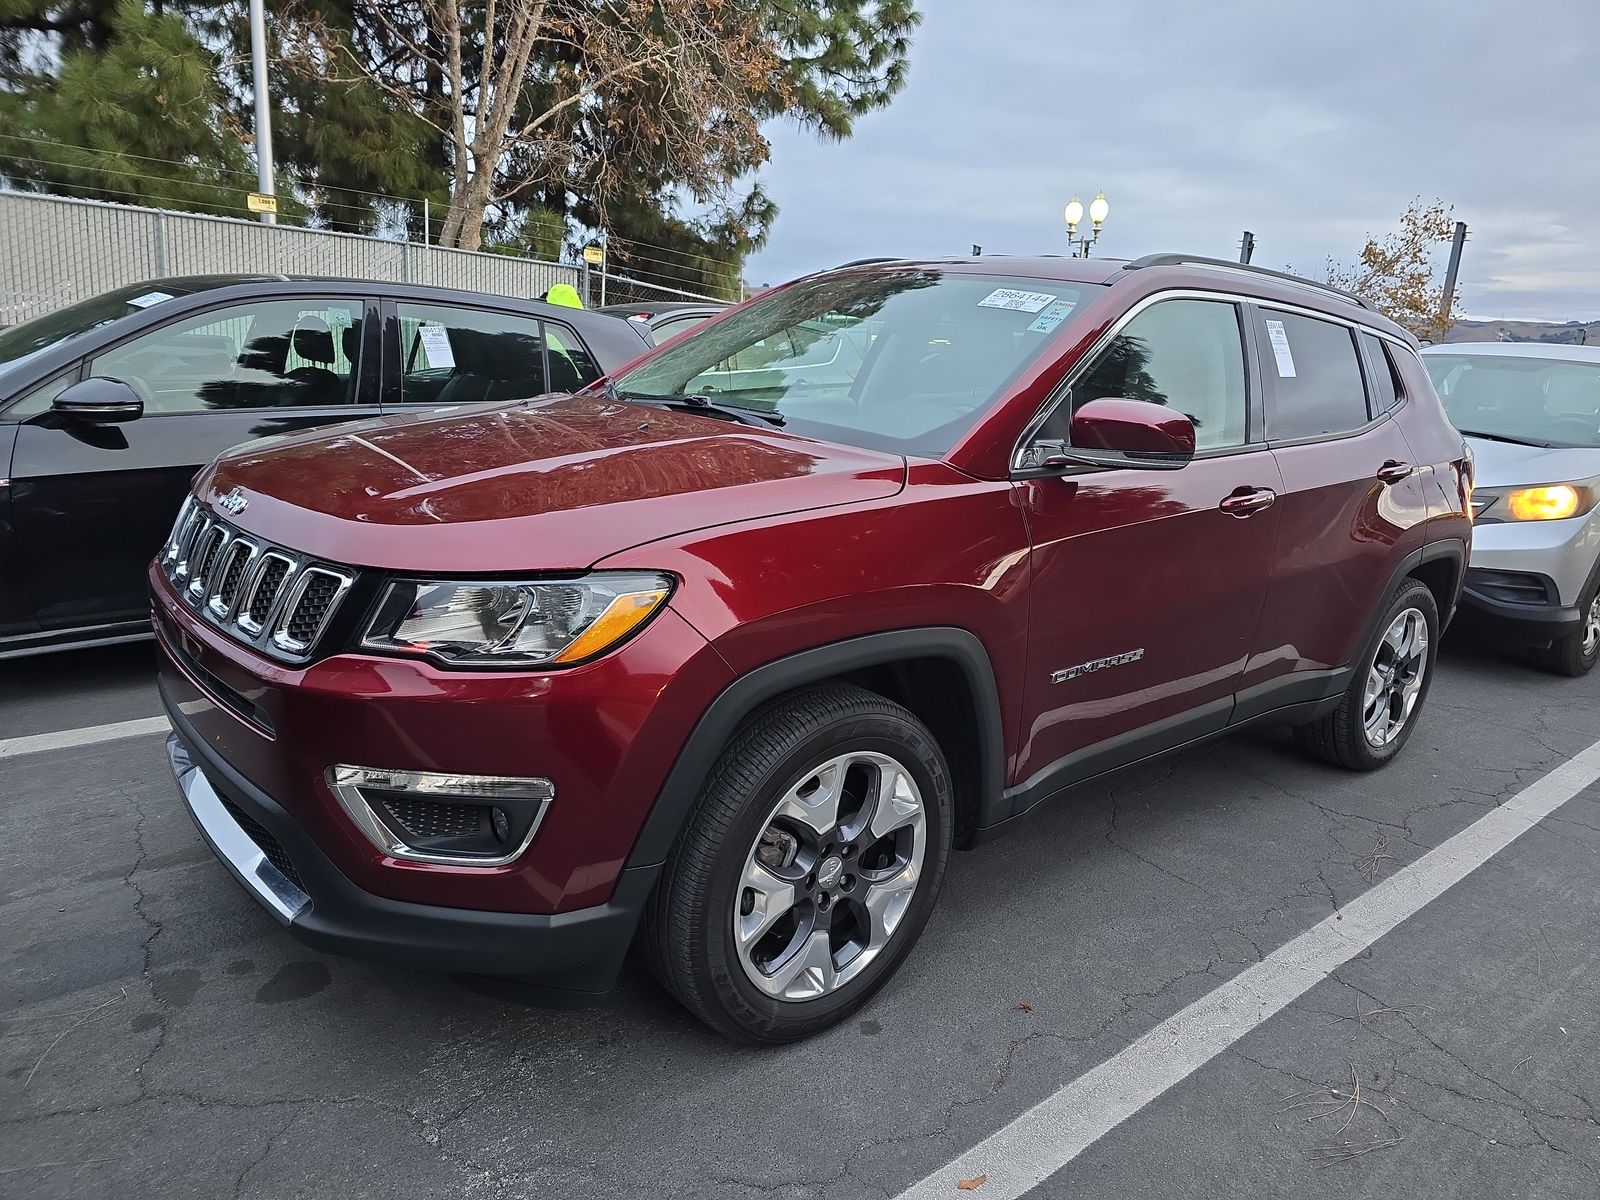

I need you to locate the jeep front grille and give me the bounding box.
[159,502,354,663]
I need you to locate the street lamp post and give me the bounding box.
[1063,191,1110,257]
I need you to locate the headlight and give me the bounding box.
[1504,484,1588,522]
[362,571,674,667]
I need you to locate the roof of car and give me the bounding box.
[827,255,1411,341]
[1420,341,1600,362]
[831,256,1126,284]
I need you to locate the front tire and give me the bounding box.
[644,684,953,1043]
[1294,578,1439,770]
[1531,586,1600,677]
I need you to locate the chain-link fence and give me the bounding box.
[0,191,607,326]
[591,269,732,310]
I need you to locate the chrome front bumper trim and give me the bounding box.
[166,734,309,924]
[325,764,555,868]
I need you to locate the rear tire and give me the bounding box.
[1530,585,1600,677]
[644,684,953,1043]
[1294,578,1439,770]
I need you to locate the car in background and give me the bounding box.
[0,276,651,659]
[1423,342,1600,674]
[600,301,726,343]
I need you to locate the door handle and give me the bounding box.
[1377,460,1414,483]
[1219,486,1277,517]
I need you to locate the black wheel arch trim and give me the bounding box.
[622,626,1007,872]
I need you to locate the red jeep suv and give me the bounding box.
[153,254,1472,1042]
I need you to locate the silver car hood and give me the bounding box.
[1467,435,1600,488]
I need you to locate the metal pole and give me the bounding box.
[1239,231,1255,264]
[248,0,276,225]
[581,256,591,308]
[599,231,608,308]
[1438,220,1468,328]
[423,198,430,246]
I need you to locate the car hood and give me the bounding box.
[195,395,905,572]
[1466,435,1600,489]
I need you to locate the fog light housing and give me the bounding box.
[326,766,554,867]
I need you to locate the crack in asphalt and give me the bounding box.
[233,1116,294,1200]
[120,788,172,1091]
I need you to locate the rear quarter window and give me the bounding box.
[1359,331,1404,414]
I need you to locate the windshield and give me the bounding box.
[610,269,1093,455]
[0,282,195,380]
[1425,353,1600,449]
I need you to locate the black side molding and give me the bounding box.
[623,627,1007,869]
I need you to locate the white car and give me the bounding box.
[1422,341,1600,674]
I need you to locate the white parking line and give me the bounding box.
[0,716,171,760]
[896,735,1600,1200]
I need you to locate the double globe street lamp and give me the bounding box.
[1064,192,1110,257]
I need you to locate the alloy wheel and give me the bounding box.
[1583,596,1600,658]
[1363,607,1429,748]
[733,751,927,1002]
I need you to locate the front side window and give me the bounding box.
[1257,310,1369,440]
[86,298,363,413]
[610,269,1095,456]
[396,303,553,406]
[1425,353,1600,449]
[0,281,202,380]
[1066,298,1248,451]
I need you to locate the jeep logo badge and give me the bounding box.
[218,488,248,516]
[816,855,844,890]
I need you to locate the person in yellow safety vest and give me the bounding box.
[543,283,584,309]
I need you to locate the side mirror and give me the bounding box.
[1033,397,1195,471]
[52,377,144,424]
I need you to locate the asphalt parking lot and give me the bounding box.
[3,637,1598,1199]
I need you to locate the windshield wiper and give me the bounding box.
[1457,428,1555,449]
[616,390,786,428]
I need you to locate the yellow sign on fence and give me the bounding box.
[582,244,605,264]
[246,192,278,214]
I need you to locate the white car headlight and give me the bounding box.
[362,571,674,667]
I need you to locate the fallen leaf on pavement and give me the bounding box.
[957,1175,987,1190]
[1016,1002,1033,1013]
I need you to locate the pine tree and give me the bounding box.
[0,0,265,218]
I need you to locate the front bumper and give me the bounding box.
[1459,513,1600,644]
[164,701,656,990]
[1456,568,1580,646]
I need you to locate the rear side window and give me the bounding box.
[652,313,712,343]
[1359,332,1403,414]
[1256,310,1369,439]
[395,303,549,406]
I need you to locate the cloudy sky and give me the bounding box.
[744,0,1600,321]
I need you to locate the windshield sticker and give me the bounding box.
[1027,300,1078,334]
[418,325,455,370]
[126,291,174,309]
[1264,319,1297,378]
[978,288,1058,313]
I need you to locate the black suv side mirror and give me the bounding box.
[51,377,144,424]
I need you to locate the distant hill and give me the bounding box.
[1444,318,1599,345]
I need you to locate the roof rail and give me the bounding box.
[835,257,904,269]
[1121,253,1375,311]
